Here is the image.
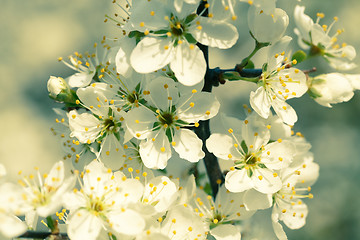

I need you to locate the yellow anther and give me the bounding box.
[292,59,297,65]
[231,15,237,21]
[144,30,149,35]
[279,157,283,162]
[166,32,172,37]
[188,227,193,232]
[228,128,233,134]
[258,176,263,180]
[189,44,195,50]
[194,122,199,127]
[244,120,249,124]
[128,168,133,173]
[282,106,287,110]
[213,219,218,224]
[282,209,287,213]
[273,173,278,177]
[205,111,210,115]
[230,167,235,171]
[216,179,222,184]
[139,22,145,27]
[150,11,155,16]
[277,138,282,143]
[57,57,63,61]
[171,141,176,146]
[160,147,165,152]
[136,133,141,138]
[189,102,195,107]
[164,45,169,50]
[228,154,232,159]
[317,13,325,19]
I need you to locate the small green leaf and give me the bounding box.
[165,127,173,142]
[308,88,323,99]
[247,168,253,178]
[184,33,197,44]
[241,140,248,154]
[291,50,307,64]
[185,13,197,24]
[258,163,267,169]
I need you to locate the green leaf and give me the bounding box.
[175,119,189,126]
[247,168,253,178]
[262,63,268,72]
[258,163,267,169]
[307,88,323,99]
[165,127,173,142]
[291,50,307,64]
[241,140,248,154]
[184,33,197,44]
[185,13,197,24]
[153,29,169,35]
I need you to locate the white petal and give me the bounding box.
[143,176,178,212]
[248,7,289,43]
[0,214,27,238]
[225,169,253,193]
[261,141,295,170]
[173,128,204,162]
[243,189,272,211]
[177,92,220,122]
[144,76,179,110]
[68,110,101,144]
[130,37,174,74]
[67,209,103,240]
[68,72,95,88]
[125,106,157,139]
[99,134,125,169]
[250,87,271,119]
[77,84,110,117]
[115,37,136,77]
[271,99,298,125]
[210,224,241,240]
[44,161,64,189]
[108,209,145,236]
[206,133,243,160]
[293,5,313,42]
[170,43,206,86]
[190,17,238,49]
[271,212,288,240]
[252,168,282,194]
[139,131,171,169]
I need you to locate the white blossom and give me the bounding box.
[294,5,356,70]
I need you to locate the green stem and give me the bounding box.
[237,33,270,70]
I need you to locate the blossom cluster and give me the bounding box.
[1,0,360,239]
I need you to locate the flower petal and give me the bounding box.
[190,17,238,49]
[130,37,174,74]
[225,169,253,193]
[250,87,271,119]
[170,43,206,86]
[173,128,204,162]
[210,224,241,240]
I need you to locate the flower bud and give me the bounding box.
[47,76,68,98]
[309,73,355,107]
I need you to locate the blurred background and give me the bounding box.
[0,0,359,239]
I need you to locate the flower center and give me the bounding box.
[103,118,116,131]
[127,91,139,104]
[159,112,174,127]
[171,22,185,36]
